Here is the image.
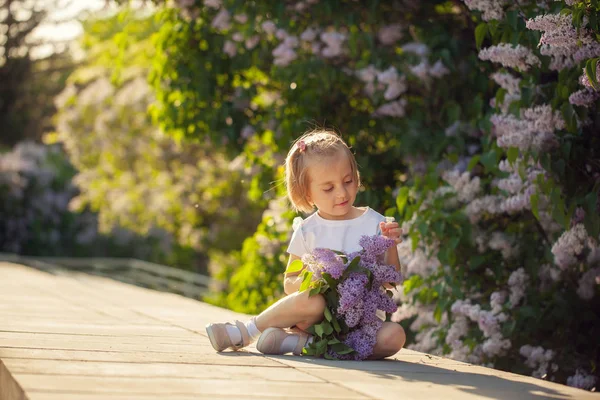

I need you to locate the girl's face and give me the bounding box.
[305,151,359,220]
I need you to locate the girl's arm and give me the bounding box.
[283,254,304,295]
[380,220,403,288]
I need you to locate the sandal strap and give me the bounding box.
[293,334,309,356]
[231,320,250,350]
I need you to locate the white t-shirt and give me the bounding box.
[287,207,386,257]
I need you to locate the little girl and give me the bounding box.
[206,129,406,359]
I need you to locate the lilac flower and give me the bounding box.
[342,320,383,360]
[366,262,402,287]
[359,235,396,262]
[312,248,347,279]
[337,273,368,314]
[343,299,364,328]
[303,234,400,360]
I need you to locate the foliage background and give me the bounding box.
[2,0,600,390]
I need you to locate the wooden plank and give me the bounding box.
[0,360,27,400]
[26,394,270,400]
[0,336,212,354]
[0,348,282,367]
[0,331,201,345]
[3,358,323,382]
[14,374,366,398]
[0,321,192,337]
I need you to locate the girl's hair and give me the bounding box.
[285,129,360,213]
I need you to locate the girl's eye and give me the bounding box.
[323,187,333,192]
[345,180,353,184]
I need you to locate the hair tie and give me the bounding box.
[297,140,306,153]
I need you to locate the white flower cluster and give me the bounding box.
[272,30,300,66]
[538,263,561,291]
[465,195,504,223]
[490,71,522,113]
[442,170,481,202]
[567,369,598,390]
[491,72,521,95]
[0,142,95,252]
[463,0,508,21]
[489,232,518,259]
[356,65,408,100]
[377,24,403,45]
[580,62,599,90]
[519,344,557,379]
[479,44,541,71]
[551,223,589,270]
[576,266,600,300]
[396,238,442,278]
[526,13,600,71]
[450,298,511,360]
[409,59,450,82]
[569,88,600,108]
[508,267,528,308]
[491,104,565,152]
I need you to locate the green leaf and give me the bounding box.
[434,304,443,323]
[480,149,498,173]
[475,23,488,49]
[396,187,410,215]
[316,339,328,355]
[331,343,355,355]
[285,259,304,274]
[530,193,540,220]
[324,307,333,321]
[315,323,325,337]
[324,353,335,360]
[331,316,341,333]
[506,10,518,31]
[309,286,321,296]
[302,346,315,356]
[299,271,313,292]
[467,155,481,171]
[322,273,338,290]
[583,191,600,238]
[507,147,519,165]
[322,321,334,335]
[328,338,341,345]
[448,236,460,249]
[585,58,599,91]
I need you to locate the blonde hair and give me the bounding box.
[284,129,360,213]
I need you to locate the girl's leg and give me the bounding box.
[369,322,406,360]
[255,290,326,331]
[207,290,325,352]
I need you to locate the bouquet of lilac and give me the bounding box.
[285,235,402,360]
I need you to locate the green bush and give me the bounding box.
[52,9,264,272]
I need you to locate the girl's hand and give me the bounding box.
[380,221,403,244]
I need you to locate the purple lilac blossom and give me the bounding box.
[343,299,365,328]
[313,234,400,360]
[366,262,402,286]
[312,248,347,279]
[359,235,396,263]
[334,320,383,360]
[337,273,368,314]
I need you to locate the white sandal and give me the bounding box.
[256,327,310,355]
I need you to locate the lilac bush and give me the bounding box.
[109,0,599,388]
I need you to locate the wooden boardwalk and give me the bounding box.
[0,262,597,400]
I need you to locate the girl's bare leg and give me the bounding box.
[254,290,326,332]
[369,322,406,360]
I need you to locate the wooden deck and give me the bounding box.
[0,262,597,400]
